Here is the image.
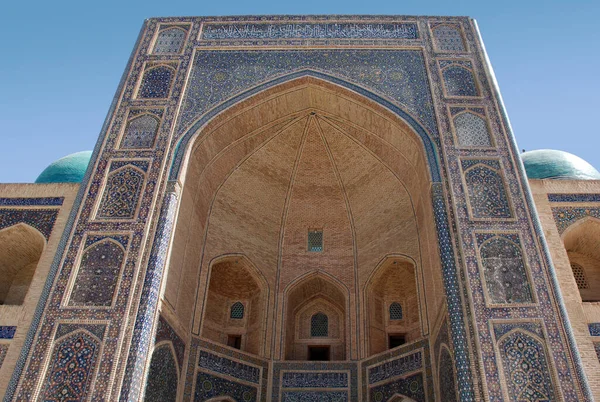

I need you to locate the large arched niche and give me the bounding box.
[161,76,445,361]
[199,255,268,355]
[562,218,600,301]
[0,223,45,305]
[364,256,424,356]
[283,272,349,361]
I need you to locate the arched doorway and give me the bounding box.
[563,218,600,301]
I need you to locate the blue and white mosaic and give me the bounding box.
[552,206,600,234]
[368,351,423,384]
[0,209,59,240]
[194,371,257,402]
[144,344,178,402]
[0,326,16,339]
[548,193,600,203]
[198,350,260,384]
[282,372,348,388]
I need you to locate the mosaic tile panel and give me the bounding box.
[431,23,465,52]
[281,391,348,402]
[96,164,146,220]
[153,26,188,54]
[201,22,419,40]
[0,326,16,339]
[273,361,358,402]
[0,197,63,206]
[144,343,178,402]
[68,237,127,307]
[138,65,175,99]
[438,347,458,402]
[496,329,557,402]
[476,233,534,304]
[368,350,423,384]
[462,160,512,219]
[551,206,600,234]
[282,372,348,388]
[198,350,260,384]
[120,113,160,149]
[39,330,102,402]
[54,323,106,341]
[369,373,425,402]
[0,344,7,368]
[588,323,600,336]
[155,315,185,370]
[121,191,179,401]
[594,343,600,362]
[453,111,492,147]
[439,60,478,97]
[194,371,257,402]
[176,49,438,139]
[548,193,600,203]
[0,209,59,240]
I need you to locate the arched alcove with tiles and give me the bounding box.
[200,256,268,356]
[365,257,422,356]
[0,223,45,305]
[284,274,347,361]
[160,76,445,384]
[562,218,600,301]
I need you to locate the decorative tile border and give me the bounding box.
[551,206,600,234]
[0,197,64,206]
[0,327,17,339]
[548,193,600,203]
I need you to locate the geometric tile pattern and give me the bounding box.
[0,344,7,368]
[439,60,478,97]
[438,347,458,402]
[282,372,348,388]
[96,165,146,220]
[137,65,175,99]
[477,233,534,304]
[0,326,17,339]
[0,209,59,240]
[571,263,589,289]
[282,391,348,401]
[368,351,422,384]
[153,27,187,54]
[230,301,245,319]
[462,160,512,219]
[431,24,466,52]
[0,197,64,206]
[548,193,600,203]
[369,372,425,402]
[496,329,557,402]
[120,113,160,149]
[155,316,185,370]
[194,371,258,402]
[39,330,102,402]
[551,206,600,234]
[68,237,127,307]
[453,111,492,147]
[198,350,261,384]
[588,323,600,337]
[143,343,178,402]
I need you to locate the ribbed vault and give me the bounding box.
[163,78,443,360]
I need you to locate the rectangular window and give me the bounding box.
[308,230,323,252]
[227,335,242,350]
[308,346,330,361]
[388,334,406,349]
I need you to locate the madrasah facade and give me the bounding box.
[0,15,599,402]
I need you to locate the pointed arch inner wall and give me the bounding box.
[161,77,445,361]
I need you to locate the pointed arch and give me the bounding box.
[170,71,441,182]
[120,113,160,149]
[463,163,512,219]
[152,27,187,54]
[431,23,466,52]
[143,341,179,402]
[68,238,126,306]
[561,217,600,301]
[0,223,45,305]
[96,164,146,220]
[453,111,491,147]
[441,64,479,97]
[138,64,176,99]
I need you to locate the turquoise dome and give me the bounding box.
[521,149,600,180]
[35,151,93,183]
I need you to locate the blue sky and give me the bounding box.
[1,0,598,182]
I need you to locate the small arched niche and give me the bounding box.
[284,274,347,361]
[200,256,267,355]
[0,223,45,305]
[366,257,421,356]
[563,218,600,301]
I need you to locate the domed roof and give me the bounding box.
[521,149,600,180]
[35,151,93,184]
